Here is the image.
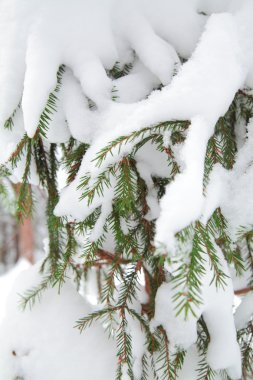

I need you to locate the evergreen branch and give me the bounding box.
[172,350,186,378]
[141,353,150,380]
[19,274,53,310]
[36,65,65,138]
[78,164,117,205]
[238,322,253,379]
[116,307,134,380]
[4,104,20,130]
[156,327,176,380]
[101,253,125,304]
[234,286,253,295]
[126,307,153,342]
[196,221,228,288]
[16,139,34,220]
[208,210,245,275]
[109,61,133,79]
[114,157,138,215]
[34,139,62,268]
[117,261,142,306]
[63,142,89,183]
[197,353,217,380]
[94,120,190,168]
[8,134,30,169]
[53,223,77,289]
[75,307,117,333]
[172,228,206,318]
[4,115,14,130]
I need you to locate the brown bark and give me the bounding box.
[14,183,34,264]
[235,286,253,296]
[17,217,34,263]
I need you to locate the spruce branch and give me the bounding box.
[116,307,134,380]
[75,307,117,333]
[19,274,53,310]
[16,139,34,220]
[155,327,176,380]
[8,134,30,169]
[172,229,206,318]
[93,120,190,168]
[36,65,65,138]
[195,221,228,288]
[53,223,77,289]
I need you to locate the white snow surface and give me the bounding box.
[54,9,248,246]
[0,263,117,380]
[0,0,204,137]
[235,291,253,330]
[0,259,31,325]
[1,1,253,378]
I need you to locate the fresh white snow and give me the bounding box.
[0,0,253,378]
[0,263,117,380]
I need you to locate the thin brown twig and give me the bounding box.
[235,286,253,296]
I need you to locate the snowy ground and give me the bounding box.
[0,261,118,380]
[0,259,31,325]
[0,262,249,380]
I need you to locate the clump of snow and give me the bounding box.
[203,118,253,240]
[1,0,253,378]
[55,11,245,240]
[113,60,160,104]
[0,263,117,380]
[235,291,253,330]
[0,259,31,325]
[199,0,232,14]
[0,0,205,138]
[152,244,241,379]
[155,116,210,252]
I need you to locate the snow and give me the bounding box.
[0,263,117,380]
[0,107,40,186]
[203,118,253,240]
[198,3,253,239]
[54,173,116,222]
[114,60,160,104]
[1,0,253,378]
[55,11,246,240]
[61,69,96,144]
[0,0,35,129]
[235,291,253,330]
[78,11,244,177]
[114,3,181,86]
[126,303,147,380]
[0,0,204,138]
[152,244,241,379]
[177,346,199,380]
[1,262,244,378]
[0,259,31,325]
[199,0,232,14]
[22,0,116,138]
[134,0,205,58]
[44,86,71,144]
[156,116,210,252]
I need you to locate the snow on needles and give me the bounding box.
[57,10,246,251]
[0,0,204,138]
[152,244,242,379]
[1,0,253,378]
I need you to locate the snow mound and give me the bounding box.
[0,264,117,380]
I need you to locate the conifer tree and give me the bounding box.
[0,1,253,379]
